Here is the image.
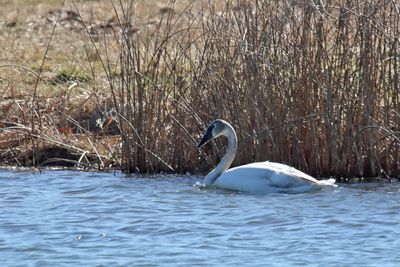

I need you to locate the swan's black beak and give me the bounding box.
[197,125,214,148]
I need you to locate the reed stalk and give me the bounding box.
[95,0,399,178]
[4,0,397,178]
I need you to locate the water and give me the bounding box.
[0,170,399,267]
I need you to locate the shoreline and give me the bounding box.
[0,164,398,184]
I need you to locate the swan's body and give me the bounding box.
[197,119,336,194]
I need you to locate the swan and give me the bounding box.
[197,119,337,194]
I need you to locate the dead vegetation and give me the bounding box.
[0,0,400,180]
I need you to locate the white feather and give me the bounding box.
[214,161,336,194]
[198,120,337,194]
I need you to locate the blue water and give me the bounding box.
[0,170,399,266]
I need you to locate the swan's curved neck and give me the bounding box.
[204,124,237,185]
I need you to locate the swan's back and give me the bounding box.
[213,161,333,194]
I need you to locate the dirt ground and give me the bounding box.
[0,0,192,169]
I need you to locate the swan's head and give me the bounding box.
[197,119,229,148]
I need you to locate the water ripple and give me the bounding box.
[1,170,400,266]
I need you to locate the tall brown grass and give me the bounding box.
[75,0,400,178]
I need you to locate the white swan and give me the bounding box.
[197,119,337,194]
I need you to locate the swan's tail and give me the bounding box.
[317,178,337,187]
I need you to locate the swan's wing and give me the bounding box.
[214,161,321,193]
[257,162,337,187]
[259,162,319,187]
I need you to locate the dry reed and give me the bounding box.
[1,0,399,179]
[88,0,399,179]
